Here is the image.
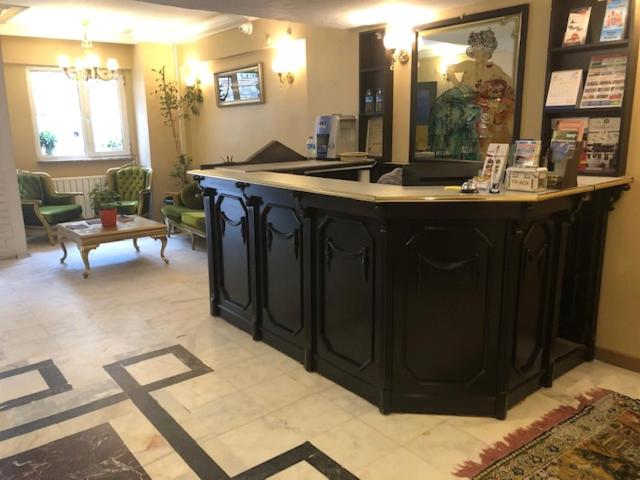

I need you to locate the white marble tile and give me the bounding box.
[405,421,489,476]
[357,410,447,445]
[200,415,306,477]
[356,447,450,480]
[155,372,237,411]
[310,418,397,473]
[125,353,191,386]
[0,370,49,404]
[268,461,327,480]
[191,390,271,437]
[244,374,313,411]
[318,384,377,416]
[269,393,354,438]
[143,452,198,480]
[216,355,285,390]
[110,410,173,466]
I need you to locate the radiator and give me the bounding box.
[52,175,106,219]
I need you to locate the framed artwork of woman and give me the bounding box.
[410,5,528,163]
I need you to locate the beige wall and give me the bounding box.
[0,35,138,177]
[131,43,179,220]
[597,55,640,362]
[177,19,358,164]
[0,36,27,259]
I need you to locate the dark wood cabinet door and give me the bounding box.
[315,214,381,385]
[394,224,504,396]
[260,203,304,346]
[214,193,255,331]
[508,219,555,388]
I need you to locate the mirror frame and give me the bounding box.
[408,4,529,163]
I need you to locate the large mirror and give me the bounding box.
[410,6,528,163]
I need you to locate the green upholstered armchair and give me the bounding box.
[17,170,83,244]
[161,182,205,250]
[105,164,152,216]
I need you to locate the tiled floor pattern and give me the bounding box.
[1,233,640,479]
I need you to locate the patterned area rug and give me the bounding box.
[455,389,640,479]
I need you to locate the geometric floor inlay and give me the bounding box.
[0,423,150,479]
[0,345,358,480]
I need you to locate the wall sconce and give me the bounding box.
[183,59,213,87]
[383,23,413,70]
[271,29,305,85]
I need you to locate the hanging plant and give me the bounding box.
[151,66,204,187]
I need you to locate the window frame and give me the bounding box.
[26,67,132,162]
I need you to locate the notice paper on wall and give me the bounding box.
[546,69,584,107]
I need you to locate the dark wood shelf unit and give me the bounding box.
[541,0,640,177]
[359,28,393,163]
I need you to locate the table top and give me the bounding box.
[58,216,166,241]
[190,168,633,204]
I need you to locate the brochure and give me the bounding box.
[585,117,621,171]
[477,143,510,189]
[600,0,628,42]
[512,140,542,168]
[563,7,592,46]
[546,69,584,107]
[580,54,627,108]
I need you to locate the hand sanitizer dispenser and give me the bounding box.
[315,114,357,159]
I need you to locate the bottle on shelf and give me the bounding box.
[375,88,383,114]
[306,135,316,160]
[364,88,374,114]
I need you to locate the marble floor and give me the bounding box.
[1,233,640,479]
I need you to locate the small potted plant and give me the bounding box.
[39,131,57,156]
[89,184,120,227]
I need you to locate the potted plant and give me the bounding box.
[89,184,120,227]
[39,131,57,155]
[151,66,204,188]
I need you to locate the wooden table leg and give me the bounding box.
[80,246,97,278]
[155,236,169,264]
[133,237,140,252]
[59,240,68,264]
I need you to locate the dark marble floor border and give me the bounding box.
[233,441,359,480]
[0,345,358,480]
[0,359,72,412]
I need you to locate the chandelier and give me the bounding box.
[58,21,119,81]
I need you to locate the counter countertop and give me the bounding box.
[205,159,375,173]
[190,167,633,203]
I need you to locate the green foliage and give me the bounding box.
[151,66,204,188]
[170,154,193,187]
[39,131,57,153]
[89,183,120,212]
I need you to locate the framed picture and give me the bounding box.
[214,63,264,107]
[410,5,529,162]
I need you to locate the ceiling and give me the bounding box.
[142,0,474,29]
[0,0,477,45]
[0,0,249,44]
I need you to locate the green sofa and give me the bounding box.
[161,182,206,250]
[106,164,152,216]
[17,170,83,244]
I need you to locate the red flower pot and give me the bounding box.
[99,208,118,227]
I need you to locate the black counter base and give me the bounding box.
[198,175,628,419]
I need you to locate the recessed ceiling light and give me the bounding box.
[0,4,28,24]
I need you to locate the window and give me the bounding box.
[28,68,130,160]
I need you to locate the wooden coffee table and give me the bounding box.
[58,216,169,278]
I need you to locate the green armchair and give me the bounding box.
[17,170,83,244]
[161,182,205,250]
[105,164,152,216]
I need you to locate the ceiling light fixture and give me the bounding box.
[58,20,119,82]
